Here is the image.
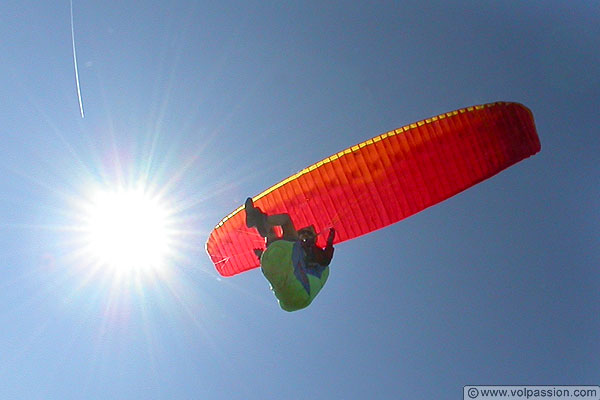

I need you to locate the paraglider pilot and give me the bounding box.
[245,198,335,312]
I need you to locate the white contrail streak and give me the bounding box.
[70,0,85,118]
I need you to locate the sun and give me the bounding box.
[82,188,172,274]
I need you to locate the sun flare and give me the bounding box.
[83,188,172,274]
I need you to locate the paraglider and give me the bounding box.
[245,198,335,311]
[206,101,540,309]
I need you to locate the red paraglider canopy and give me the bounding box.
[206,102,540,276]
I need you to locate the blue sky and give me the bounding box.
[0,1,598,399]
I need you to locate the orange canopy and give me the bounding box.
[206,102,540,276]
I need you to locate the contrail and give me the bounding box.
[70,0,84,118]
